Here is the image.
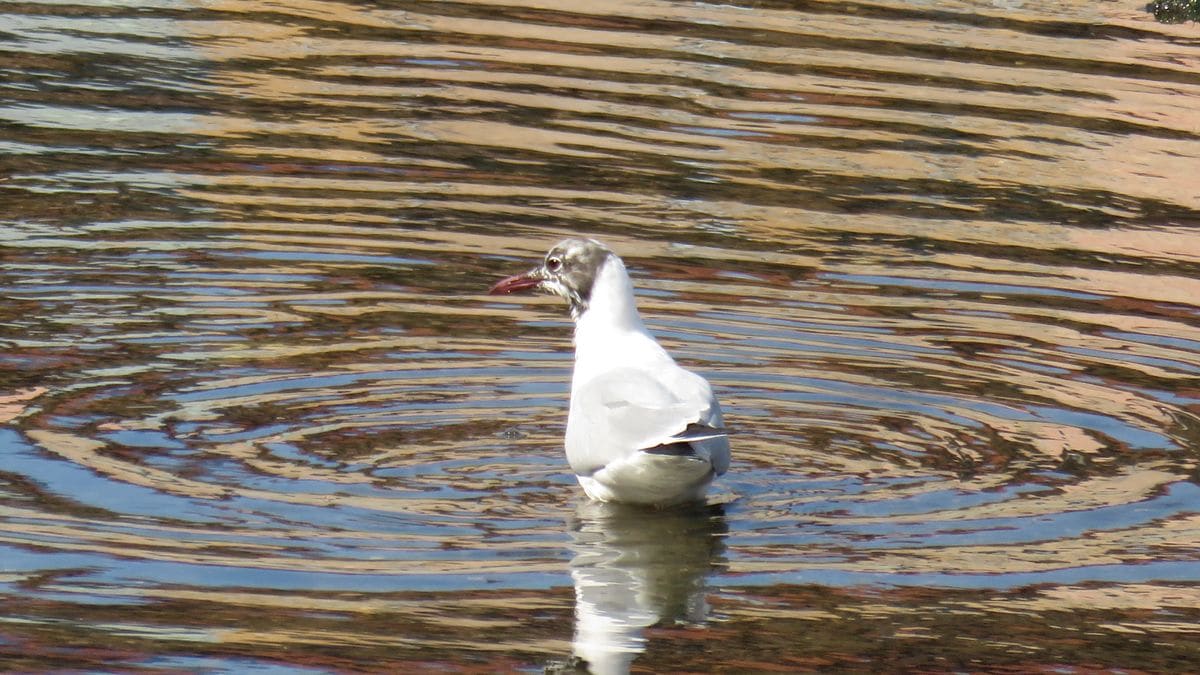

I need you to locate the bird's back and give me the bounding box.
[566,355,728,505]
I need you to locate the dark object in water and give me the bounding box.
[1146,0,1200,23]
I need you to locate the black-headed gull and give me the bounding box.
[489,238,730,507]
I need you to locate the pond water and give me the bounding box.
[2,0,1200,672]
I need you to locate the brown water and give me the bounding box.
[2,0,1200,672]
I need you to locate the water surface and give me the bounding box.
[2,0,1200,671]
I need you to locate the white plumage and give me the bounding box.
[490,238,730,507]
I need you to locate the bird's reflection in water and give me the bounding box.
[563,500,727,675]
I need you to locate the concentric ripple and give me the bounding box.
[2,0,1199,670]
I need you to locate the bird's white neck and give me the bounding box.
[571,256,676,387]
[574,256,650,345]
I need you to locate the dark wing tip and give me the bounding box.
[670,422,730,443]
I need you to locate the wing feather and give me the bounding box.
[566,366,728,477]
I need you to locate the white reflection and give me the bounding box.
[565,501,727,675]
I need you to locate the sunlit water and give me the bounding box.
[2,0,1200,671]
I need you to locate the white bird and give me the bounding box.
[489,238,730,507]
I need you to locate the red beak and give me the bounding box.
[488,271,542,295]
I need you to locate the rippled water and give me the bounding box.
[3,0,1200,671]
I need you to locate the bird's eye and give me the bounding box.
[547,257,562,272]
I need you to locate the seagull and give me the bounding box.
[489,238,730,507]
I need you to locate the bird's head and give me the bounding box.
[488,238,614,318]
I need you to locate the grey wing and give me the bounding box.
[566,367,728,476]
